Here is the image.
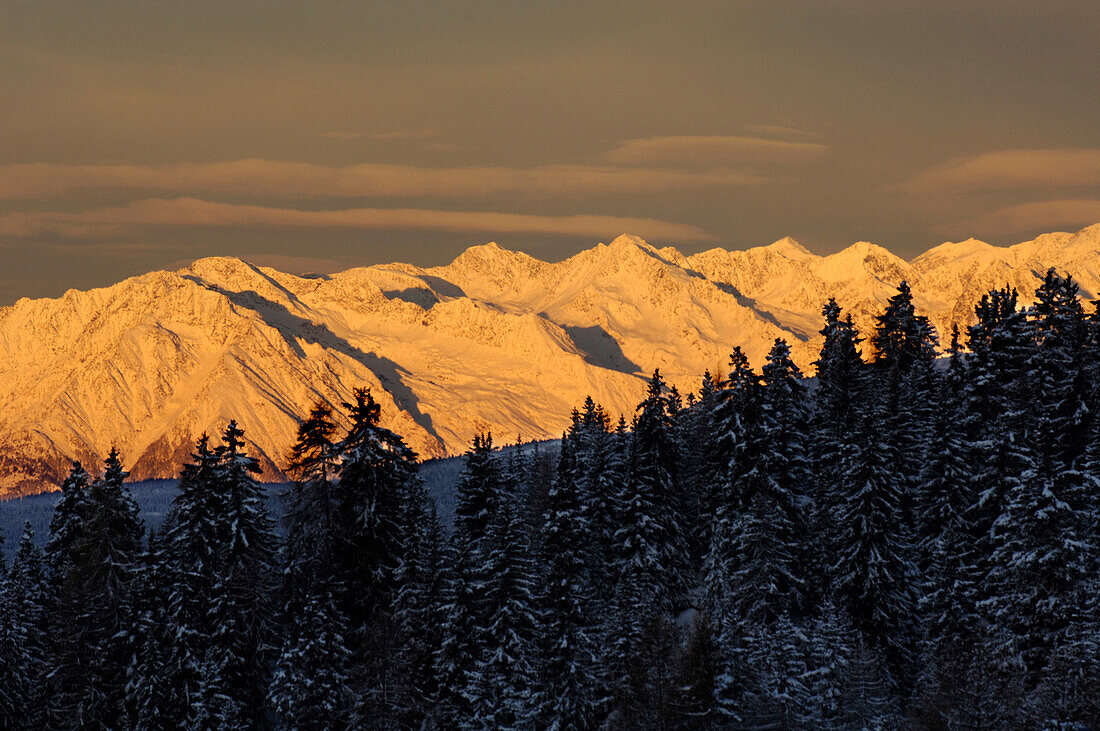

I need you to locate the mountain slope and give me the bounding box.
[1,224,1098,495]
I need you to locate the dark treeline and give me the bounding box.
[2,269,1099,728]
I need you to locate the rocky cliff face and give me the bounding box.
[2,224,1098,496]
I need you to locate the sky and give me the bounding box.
[1,0,1098,304]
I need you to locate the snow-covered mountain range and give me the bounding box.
[2,224,1098,496]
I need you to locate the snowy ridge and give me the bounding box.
[1,224,1098,495]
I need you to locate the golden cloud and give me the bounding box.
[603,135,829,167]
[900,149,1100,193]
[0,160,762,201]
[933,199,1100,239]
[0,197,717,242]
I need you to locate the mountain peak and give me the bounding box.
[185,256,257,285]
[817,240,911,283]
[762,236,814,260]
[445,241,534,273]
[844,240,890,254]
[607,233,654,253]
[912,237,999,266]
[439,241,548,295]
[449,241,509,263]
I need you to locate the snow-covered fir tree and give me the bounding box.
[46,449,144,729]
[44,460,91,584]
[0,529,36,728]
[436,433,504,724]
[534,431,604,729]
[127,434,219,729]
[465,489,540,729]
[831,410,918,694]
[269,586,355,731]
[202,422,280,728]
[283,402,342,604]
[271,404,357,730]
[7,523,47,726]
[332,387,420,721]
[391,491,450,729]
[727,338,813,625]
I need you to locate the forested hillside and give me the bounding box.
[1,270,1098,728]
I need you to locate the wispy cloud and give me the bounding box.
[742,125,820,141]
[899,149,1100,193]
[0,160,762,201]
[0,197,717,242]
[318,129,440,141]
[603,135,829,168]
[317,132,369,140]
[933,198,1100,239]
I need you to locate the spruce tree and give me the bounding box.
[836,639,902,729]
[333,387,420,717]
[812,300,865,538]
[534,438,603,729]
[203,421,279,728]
[466,495,540,729]
[831,412,918,691]
[269,587,355,731]
[128,434,221,729]
[7,522,47,726]
[917,369,982,721]
[870,280,938,377]
[392,493,450,729]
[49,448,144,728]
[727,339,813,625]
[436,433,505,725]
[916,364,970,565]
[982,272,1097,711]
[571,398,617,605]
[126,527,194,730]
[335,387,419,626]
[0,530,34,729]
[44,460,91,583]
[814,298,865,432]
[711,346,760,516]
[283,402,341,603]
[681,372,722,569]
[962,286,1035,634]
[271,402,358,729]
[704,350,761,610]
[870,281,938,556]
[452,432,503,570]
[616,369,690,612]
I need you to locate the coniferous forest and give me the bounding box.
[3,269,1100,729]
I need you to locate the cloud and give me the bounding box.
[742,124,820,141]
[933,199,1100,239]
[0,160,762,201]
[317,132,369,140]
[318,129,440,140]
[900,149,1100,193]
[0,197,717,242]
[603,135,829,168]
